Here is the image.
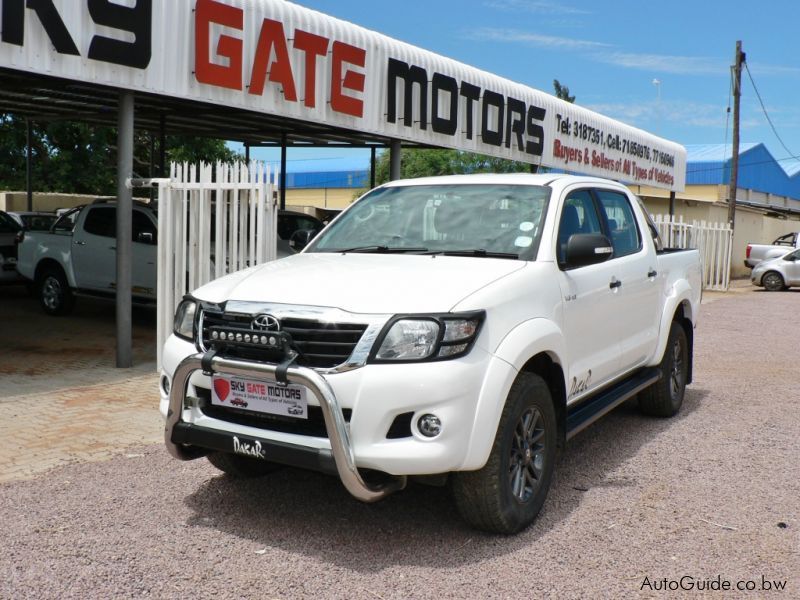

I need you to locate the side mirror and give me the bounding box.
[563,233,614,269]
[289,228,318,252]
[137,231,155,245]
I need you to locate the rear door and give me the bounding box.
[132,209,157,298]
[72,206,117,291]
[594,188,660,371]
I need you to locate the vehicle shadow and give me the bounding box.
[183,388,707,571]
[0,285,156,395]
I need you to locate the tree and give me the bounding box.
[371,148,530,187]
[0,113,240,195]
[553,79,576,103]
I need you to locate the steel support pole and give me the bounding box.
[245,142,250,164]
[370,147,376,189]
[390,140,401,181]
[26,119,33,211]
[669,191,676,217]
[116,91,135,368]
[280,134,287,210]
[159,114,166,177]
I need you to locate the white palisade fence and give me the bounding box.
[156,161,279,367]
[652,214,733,291]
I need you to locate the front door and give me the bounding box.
[556,189,622,401]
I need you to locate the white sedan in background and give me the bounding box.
[751,248,800,291]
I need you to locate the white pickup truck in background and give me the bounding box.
[16,201,158,315]
[161,173,702,534]
[745,232,800,268]
[15,201,323,315]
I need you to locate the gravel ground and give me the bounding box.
[1,286,798,599]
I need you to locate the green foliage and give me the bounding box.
[372,148,531,186]
[553,79,576,103]
[0,113,240,194]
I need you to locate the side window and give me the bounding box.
[53,208,81,233]
[557,190,603,264]
[132,210,157,243]
[595,190,642,258]
[83,207,116,238]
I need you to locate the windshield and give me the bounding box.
[308,184,550,260]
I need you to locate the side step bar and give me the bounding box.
[566,367,661,440]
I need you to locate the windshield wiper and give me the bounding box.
[425,249,520,259]
[340,245,429,254]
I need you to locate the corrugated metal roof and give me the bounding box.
[286,170,368,189]
[685,143,800,199]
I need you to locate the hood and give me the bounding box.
[193,253,527,314]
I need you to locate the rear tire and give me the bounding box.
[639,321,688,417]
[38,267,74,315]
[762,271,786,292]
[452,373,557,534]
[206,452,279,478]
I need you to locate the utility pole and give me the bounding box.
[727,40,745,230]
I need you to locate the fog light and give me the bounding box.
[161,375,171,395]
[417,414,442,438]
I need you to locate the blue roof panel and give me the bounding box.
[684,143,800,199]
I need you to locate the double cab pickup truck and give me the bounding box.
[161,174,702,533]
[15,200,323,315]
[16,200,158,315]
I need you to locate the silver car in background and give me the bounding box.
[751,248,800,291]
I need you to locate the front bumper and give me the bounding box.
[166,352,407,502]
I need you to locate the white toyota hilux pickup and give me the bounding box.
[161,174,701,533]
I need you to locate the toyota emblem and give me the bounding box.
[252,314,280,331]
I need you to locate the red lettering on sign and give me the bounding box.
[193,3,366,118]
[331,41,365,117]
[194,0,243,91]
[293,30,329,109]
[249,18,297,101]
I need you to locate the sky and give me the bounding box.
[239,0,800,175]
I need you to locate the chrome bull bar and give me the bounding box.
[165,352,406,502]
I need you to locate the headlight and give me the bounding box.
[372,311,485,362]
[173,298,197,341]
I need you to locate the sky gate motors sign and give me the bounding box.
[0,0,686,191]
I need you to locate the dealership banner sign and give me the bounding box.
[0,0,686,191]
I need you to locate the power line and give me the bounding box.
[744,62,800,168]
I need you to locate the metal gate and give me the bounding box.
[153,161,279,367]
[652,214,733,291]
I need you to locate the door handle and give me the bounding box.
[647,269,658,278]
[109,246,116,250]
[74,241,85,246]
[609,278,622,289]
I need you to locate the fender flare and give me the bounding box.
[651,280,695,366]
[459,318,567,470]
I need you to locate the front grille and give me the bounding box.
[201,310,368,369]
[196,386,351,438]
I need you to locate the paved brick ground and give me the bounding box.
[0,286,162,483]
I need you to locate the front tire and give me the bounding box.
[762,271,786,292]
[38,267,74,315]
[639,321,688,417]
[452,373,557,534]
[206,452,279,478]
